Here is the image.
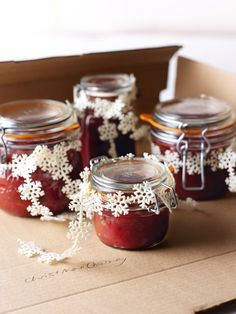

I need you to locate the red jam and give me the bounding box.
[80,111,135,167]
[94,208,169,250]
[0,99,83,217]
[74,74,136,167]
[0,148,82,217]
[90,156,177,250]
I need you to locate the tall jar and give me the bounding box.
[141,96,236,200]
[73,74,146,167]
[89,154,177,250]
[0,99,83,217]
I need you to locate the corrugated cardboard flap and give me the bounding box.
[176,56,236,110]
[0,46,180,113]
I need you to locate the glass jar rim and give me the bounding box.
[0,99,79,140]
[77,73,135,97]
[140,96,236,140]
[153,96,235,131]
[90,156,170,192]
[0,99,73,128]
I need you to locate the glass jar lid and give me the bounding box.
[154,96,235,132]
[0,99,73,129]
[90,156,169,192]
[78,74,135,97]
[0,99,78,138]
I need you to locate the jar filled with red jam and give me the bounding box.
[0,99,83,217]
[73,74,144,167]
[141,96,236,200]
[89,154,177,250]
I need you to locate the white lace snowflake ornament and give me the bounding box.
[10,140,82,217]
[73,75,149,157]
[151,142,236,192]
[17,153,177,264]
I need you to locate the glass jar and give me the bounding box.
[73,74,144,167]
[141,96,236,200]
[0,99,83,217]
[89,154,177,250]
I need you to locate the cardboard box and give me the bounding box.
[0,47,236,314]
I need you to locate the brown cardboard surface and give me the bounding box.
[0,46,180,114]
[0,194,236,313]
[0,48,236,314]
[176,56,236,108]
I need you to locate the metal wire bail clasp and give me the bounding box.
[0,127,7,164]
[90,156,109,170]
[149,182,178,214]
[73,84,82,103]
[176,125,211,191]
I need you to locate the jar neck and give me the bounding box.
[77,74,135,98]
[151,126,236,151]
[88,95,118,102]
[3,129,80,150]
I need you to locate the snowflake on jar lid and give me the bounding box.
[120,153,135,160]
[143,151,159,161]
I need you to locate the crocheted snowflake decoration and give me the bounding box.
[18,153,177,264]
[10,140,82,217]
[151,143,236,192]
[11,140,86,263]
[218,146,236,192]
[74,75,148,157]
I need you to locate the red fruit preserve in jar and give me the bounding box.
[0,99,83,217]
[73,74,145,167]
[89,154,177,250]
[141,96,236,200]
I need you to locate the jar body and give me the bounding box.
[89,155,177,250]
[151,135,228,200]
[0,140,83,217]
[74,74,138,167]
[80,109,135,167]
[93,207,169,250]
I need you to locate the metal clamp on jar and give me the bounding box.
[176,125,211,191]
[140,95,236,200]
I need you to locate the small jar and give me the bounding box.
[73,74,143,167]
[141,96,236,200]
[0,99,83,217]
[89,154,177,250]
